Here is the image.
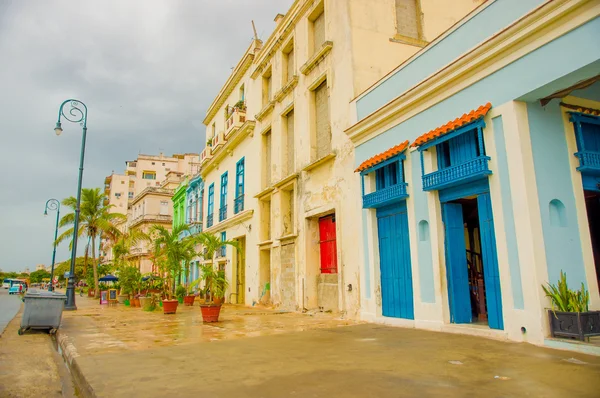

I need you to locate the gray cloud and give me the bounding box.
[0,0,293,272]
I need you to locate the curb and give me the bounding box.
[55,330,96,397]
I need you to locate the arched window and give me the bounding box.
[418,220,429,241]
[549,199,567,227]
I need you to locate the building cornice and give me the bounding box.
[199,121,256,178]
[130,187,174,206]
[345,0,599,146]
[203,41,259,125]
[202,209,254,235]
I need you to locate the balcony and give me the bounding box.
[212,131,227,151]
[216,245,226,258]
[234,195,244,214]
[422,156,492,191]
[363,183,408,209]
[200,146,213,166]
[219,205,228,222]
[206,213,214,228]
[576,151,600,175]
[226,108,246,137]
[129,213,172,228]
[189,222,203,236]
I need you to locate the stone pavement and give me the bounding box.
[0,305,67,398]
[58,296,600,397]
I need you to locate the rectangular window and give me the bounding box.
[115,192,121,198]
[160,201,169,215]
[286,109,295,175]
[207,183,214,227]
[375,162,399,190]
[314,80,331,159]
[284,44,295,83]
[436,128,482,169]
[318,215,337,273]
[262,69,272,107]
[261,199,272,241]
[219,172,228,221]
[395,0,422,39]
[264,129,272,187]
[220,232,227,257]
[239,84,245,101]
[235,158,245,214]
[312,9,325,54]
[199,187,204,226]
[142,171,156,180]
[128,192,134,199]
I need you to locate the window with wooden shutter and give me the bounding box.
[286,47,294,82]
[264,129,272,187]
[315,80,331,159]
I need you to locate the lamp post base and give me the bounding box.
[64,276,77,311]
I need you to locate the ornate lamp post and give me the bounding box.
[44,199,61,292]
[54,99,88,310]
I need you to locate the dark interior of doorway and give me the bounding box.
[584,191,600,290]
[452,197,488,325]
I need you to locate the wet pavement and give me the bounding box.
[0,288,21,334]
[59,296,600,397]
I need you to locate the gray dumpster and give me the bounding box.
[19,290,67,335]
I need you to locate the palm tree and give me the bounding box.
[112,229,151,269]
[195,232,239,300]
[150,224,195,297]
[56,188,125,298]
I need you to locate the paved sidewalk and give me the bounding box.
[57,296,600,397]
[0,307,64,398]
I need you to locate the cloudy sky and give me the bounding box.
[0,0,293,272]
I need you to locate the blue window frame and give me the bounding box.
[199,187,204,227]
[361,155,408,209]
[419,119,491,191]
[219,172,228,221]
[207,183,214,228]
[235,158,245,214]
[220,232,227,257]
[571,112,600,174]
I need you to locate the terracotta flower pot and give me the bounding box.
[88,289,95,297]
[132,297,141,307]
[213,296,224,305]
[183,295,196,306]
[163,299,179,314]
[200,304,222,323]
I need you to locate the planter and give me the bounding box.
[139,297,152,311]
[199,304,222,323]
[548,310,600,341]
[183,295,196,306]
[117,294,128,304]
[88,289,95,297]
[163,299,179,314]
[177,297,184,304]
[132,297,141,307]
[124,299,130,306]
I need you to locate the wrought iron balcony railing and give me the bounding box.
[422,156,492,191]
[206,213,214,228]
[234,195,244,214]
[362,183,408,209]
[219,205,228,222]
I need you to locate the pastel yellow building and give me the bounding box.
[196,0,484,313]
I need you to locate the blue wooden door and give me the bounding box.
[376,202,414,319]
[442,203,472,323]
[477,193,504,330]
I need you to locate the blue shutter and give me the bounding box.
[442,203,472,324]
[477,193,504,330]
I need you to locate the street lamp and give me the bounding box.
[54,99,88,310]
[44,199,61,292]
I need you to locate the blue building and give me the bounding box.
[347,0,600,348]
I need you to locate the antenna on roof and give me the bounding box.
[251,20,259,40]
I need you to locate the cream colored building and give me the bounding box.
[101,153,199,264]
[198,0,483,314]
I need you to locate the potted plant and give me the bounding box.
[233,100,246,112]
[175,285,186,304]
[543,271,600,341]
[151,224,195,315]
[119,265,141,306]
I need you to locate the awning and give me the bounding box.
[560,102,600,117]
[354,140,409,173]
[411,103,492,148]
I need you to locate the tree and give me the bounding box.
[56,188,125,298]
[194,232,239,300]
[150,224,195,297]
[112,229,151,269]
[29,269,51,283]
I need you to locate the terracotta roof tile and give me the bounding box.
[355,140,409,173]
[411,103,492,148]
[560,102,600,117]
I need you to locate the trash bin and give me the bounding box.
[19,290,67,335]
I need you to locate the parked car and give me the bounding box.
[8,281,27,295]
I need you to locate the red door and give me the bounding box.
[318,215,338,274]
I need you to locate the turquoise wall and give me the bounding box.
[356,0,545,119]
[491,116,524,309]
[527,101,587,287]
[361,209,371,299]
[411,153,435,303]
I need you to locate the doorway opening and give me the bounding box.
[584,191,600,291]
[443,190,503,330]
[234,237,246,304]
